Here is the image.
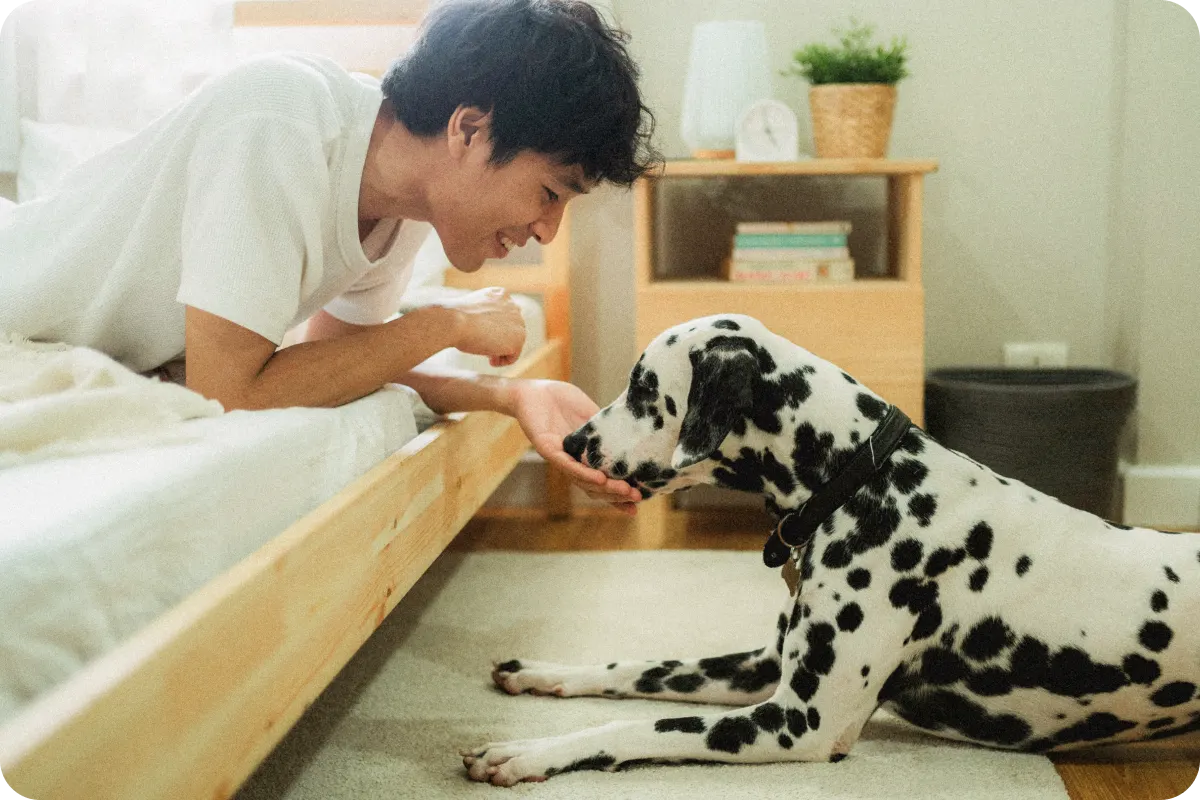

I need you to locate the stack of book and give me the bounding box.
[725,221,855,283]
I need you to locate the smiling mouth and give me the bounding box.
[496,232,516,256]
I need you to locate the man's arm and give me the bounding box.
[185,305,464,410]
[294,310,643,510]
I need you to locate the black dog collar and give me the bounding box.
[763,405,913,569]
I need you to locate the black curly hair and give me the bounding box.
[381,0,659,187]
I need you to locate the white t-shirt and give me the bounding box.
[0,54,431,372]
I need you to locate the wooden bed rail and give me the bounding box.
[0,341,562,800]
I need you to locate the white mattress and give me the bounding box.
[0,286,548,724]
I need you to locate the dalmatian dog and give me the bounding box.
[461,313,1200,786]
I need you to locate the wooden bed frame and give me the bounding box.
[0,3,575,796]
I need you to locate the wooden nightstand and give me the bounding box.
[631,158,939,546]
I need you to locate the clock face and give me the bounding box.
[736,99,799,162]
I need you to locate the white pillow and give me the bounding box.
[17,120,133,202]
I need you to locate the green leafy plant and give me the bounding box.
[784,18,909,85]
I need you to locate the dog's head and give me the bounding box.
[563,314,812,498]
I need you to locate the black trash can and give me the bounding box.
[925,368,1137,519]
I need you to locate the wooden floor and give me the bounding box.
[454,508,1200,800]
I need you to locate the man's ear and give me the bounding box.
[447,105,493,158]
[670,349,757,470]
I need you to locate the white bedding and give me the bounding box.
[0,286,549,725]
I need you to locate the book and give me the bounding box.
[727,257,855,283]
[730,246,850,261]
[736,221,852,235]
[734,232,848,249]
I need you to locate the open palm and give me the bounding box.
[511,379,641,511]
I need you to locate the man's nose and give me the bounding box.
[530,203,565,245]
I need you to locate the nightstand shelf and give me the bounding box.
[631,157,938,546]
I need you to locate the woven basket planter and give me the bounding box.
[809,83,896,158]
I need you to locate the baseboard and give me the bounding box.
[1121,463,1200,530]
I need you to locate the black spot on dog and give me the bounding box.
[610,459,628,477]
[891,539,924,571]
[837,603,864,632]
[908,493,937,526]
[624,361,661,420]
[655,716,706,734]
[786,707,808,738]
[665,673,706,693]
[1009,638,1051,688]
[706,716,758,753]
[1140,621,1174,652]
[969,566,990,591]
[963,617,1014,661]
[891,690,1031,747]
[713,319,741,331]
[1035,713,1139,750]
[967,668,1014,696]
[847,568,871,590]
[714,447,796,496]
[966,522,994,560]
[843,372,858,384]
[665,334,678,346]
[1147,716,1200,741]
[803,623,838,675]
[664,395,677,416]
[807,707,822,731]
[922,648,969,685]
[1047,647,1128,696]
[891,459,929,494]
[1151,590,1168,613]
[911,604,944,641]
[751,703,785,732]
[1164,566,1179,583]
[1151,682,1197,707]
[1123,653,1161,685]
[790,668,819,702]
[862,665,871,677]
[925,547,967,577]
[830,753,847,763]
[856,394,887,421]
[546,753,618,776]
[496,659,522,673]
[1147,717,1176,729]
[1015,556,1032,576]
[778,734,793,748]
[889,577,939,616]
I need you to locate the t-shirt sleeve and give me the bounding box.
[176,116,330,344]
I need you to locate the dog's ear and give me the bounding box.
[670,349,757,470]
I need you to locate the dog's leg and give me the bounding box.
[491,646,781,706]
[462,697,829,786]
[465,587,901,785]
[491,603,795,706]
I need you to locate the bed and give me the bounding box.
[0,2,575,797]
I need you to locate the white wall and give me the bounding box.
[555,0,1199,523]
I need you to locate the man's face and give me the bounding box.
[430,112,592,271]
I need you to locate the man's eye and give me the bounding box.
[545,187,559,203]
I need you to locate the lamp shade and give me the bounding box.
[680,20,771,158]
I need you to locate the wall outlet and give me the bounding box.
[1003,341,1069,367]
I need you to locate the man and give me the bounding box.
[0,0,658,510]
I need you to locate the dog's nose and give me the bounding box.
[562,430,587,462]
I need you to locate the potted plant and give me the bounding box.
[784,19,908,158]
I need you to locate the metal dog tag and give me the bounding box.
[781,557,800,595]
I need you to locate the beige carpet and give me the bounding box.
[236,551,1070,799]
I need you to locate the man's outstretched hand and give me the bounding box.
[509,379,642,514]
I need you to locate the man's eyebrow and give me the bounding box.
[558,174,589,195]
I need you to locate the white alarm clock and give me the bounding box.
[735,99,800,163]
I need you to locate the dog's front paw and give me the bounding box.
[461,734,616,786]
[491,659,568,697]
